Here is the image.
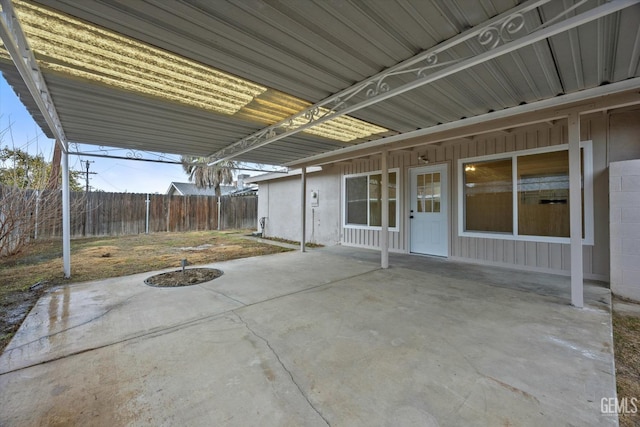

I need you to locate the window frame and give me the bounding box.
[457,142,594,244]
[343,168,400,231]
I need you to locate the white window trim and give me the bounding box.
[457,142,594,245]
[343,168,400,232]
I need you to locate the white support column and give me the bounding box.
[300,167,306,253]
[568,112,583,308]
[0,0,67,144]
[61,141,71,278]
[381,150,389,269]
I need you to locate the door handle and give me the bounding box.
[409,215,414,219]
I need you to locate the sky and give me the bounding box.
[0,75,206,194]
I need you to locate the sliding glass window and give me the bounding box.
[344,170,398,230]
[459,143,592,243]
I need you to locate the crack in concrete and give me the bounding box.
[0,311,230,376]
[234,312,331,427]
[196,284,247,306]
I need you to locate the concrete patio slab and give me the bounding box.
[0,247,617,426]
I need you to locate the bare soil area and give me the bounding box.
[0,230,290,352]
[613,303,640,427]
[145,268,223,287]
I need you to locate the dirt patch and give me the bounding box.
[0,285,49,346]
[177,244,213,251]
[82,246,120,258]
[613,306,640,427]
[145,268,223,287]
[259,236,324,248]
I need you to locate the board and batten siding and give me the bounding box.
[340,152,409,252]
[341,115,610,280]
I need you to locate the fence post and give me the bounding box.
[34,190,39,240]
[145,193,150,234]
[217,197,221,231]
[166,197,170,232]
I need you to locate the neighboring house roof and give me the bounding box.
[166,182,235,196]
[228,186,258,196]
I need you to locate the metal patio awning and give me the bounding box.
[1,0,640,289]
[0,0,638,166]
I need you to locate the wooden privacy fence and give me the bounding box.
[79,193,257,237]
[0,185,257,242]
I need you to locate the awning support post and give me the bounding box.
[301,167,306,253]
[381,150,389,269]
[568,112,583,308]
[61,141,71,278]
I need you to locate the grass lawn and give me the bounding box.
[0,230,290,352]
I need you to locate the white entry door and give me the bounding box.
[409,165,448,256]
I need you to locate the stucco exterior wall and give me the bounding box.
[256,169,342,245]
[610,159,640,301]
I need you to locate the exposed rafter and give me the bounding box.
[208,0,639,165]
[0,0,67,149]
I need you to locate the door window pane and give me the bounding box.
[417,174,424,212]
[423,173,433,213]
[433,172,441,213]
[416,172,441,213]
[464,159,513,232]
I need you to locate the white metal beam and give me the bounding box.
[0,0,67,150]
[209,0,639,165]
[0,1,72,276]
[300,167,306,253]
[61,140,71,278]
[381,150,389,269]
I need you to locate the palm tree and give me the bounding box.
[181,156,237,197]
